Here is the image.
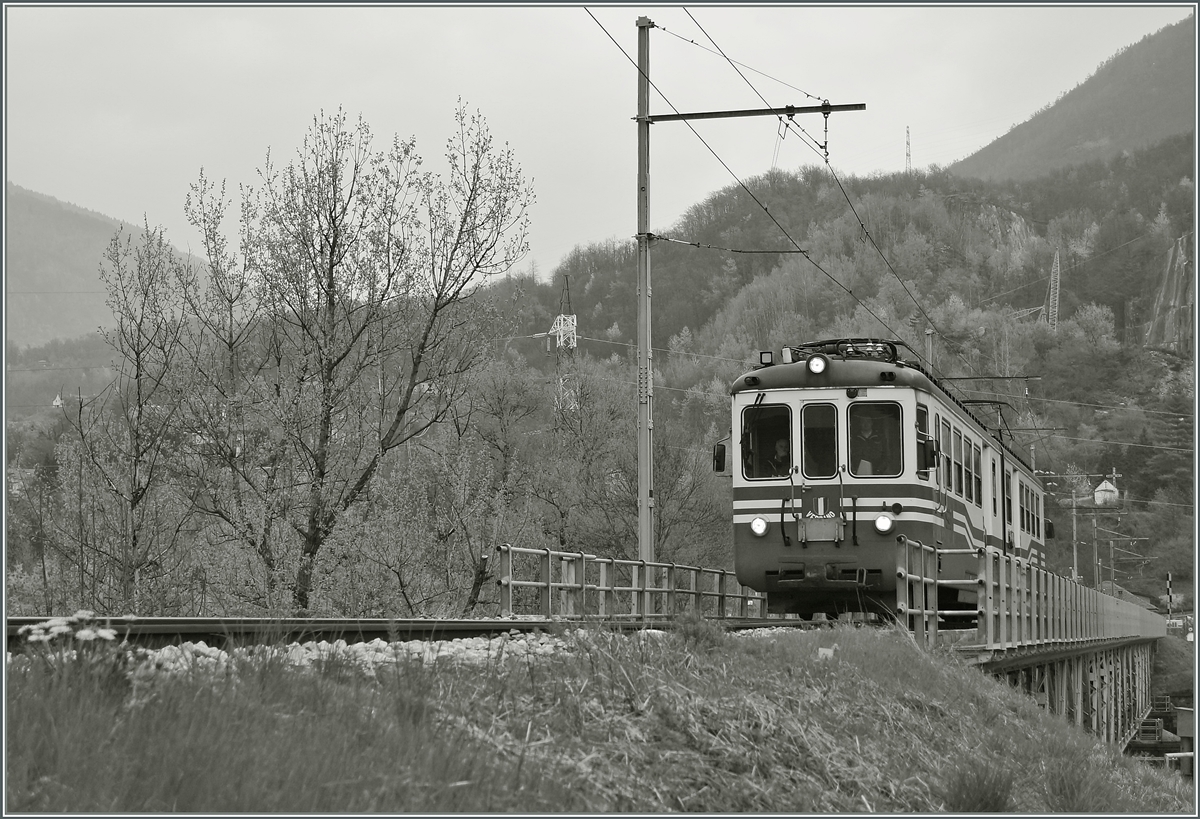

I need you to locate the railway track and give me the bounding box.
[5,615,803,654]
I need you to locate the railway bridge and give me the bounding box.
[894,534,1168,748]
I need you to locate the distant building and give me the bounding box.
[1093,479,1120,507]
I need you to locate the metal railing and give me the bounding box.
[897,535,1167,651]
[495,544,767,619]
[495,539,1166,647]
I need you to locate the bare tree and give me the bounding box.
[185,104,532,611]
[59,223,197,613]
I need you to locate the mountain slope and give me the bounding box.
[5,182,155,349]
[949,16,1195,182]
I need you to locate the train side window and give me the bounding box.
[991,461,998,517]
[953,429,964,496]
[1004,470,1013,525]
[940,419,952,488]
[741,404,791,479]
[973,445,983,507]
[916,405,930,481]
[933,414,942,481]
[849,403,902,477]
[801,403,838,478]
[963,434,974,503]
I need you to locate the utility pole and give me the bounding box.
[1071,500,1079,583]
[634,16,864,577]
[636,17,654,585]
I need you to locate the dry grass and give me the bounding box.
[6,620,1196,813]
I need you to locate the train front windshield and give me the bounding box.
[740,400,903,480]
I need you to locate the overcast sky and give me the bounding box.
[4,4,1195,278]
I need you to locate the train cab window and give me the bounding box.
[801,404,838,478]
[741,404,791,479]
[849,403,901,477]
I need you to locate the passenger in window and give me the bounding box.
[766,437,791,476]
[851,414,884,475]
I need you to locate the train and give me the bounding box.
[713,337,1054,620]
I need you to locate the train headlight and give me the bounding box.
[750,517,769,537]
[873,513,895,534]
[807,354,829,375]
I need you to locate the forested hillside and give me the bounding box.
[950,15,1195,182]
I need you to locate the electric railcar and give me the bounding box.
[713,338,1054,619]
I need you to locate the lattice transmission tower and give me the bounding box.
[1045,250,1061,332]
[536,276,577,412]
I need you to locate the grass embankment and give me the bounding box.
[6,619,1195,813]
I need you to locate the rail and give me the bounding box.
[896,535,1167,651]
[495,544,767,619]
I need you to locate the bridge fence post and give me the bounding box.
[598,560,609,617]
[498,544,513,615]
[562,556,575,617]
[539,549,552,618]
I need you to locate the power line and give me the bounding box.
[681,9,827,159]
[1039,433,1192,454]
[960,387,1190,418]
[655,23,823,104]
[576,334,750,365]
[585,10,903,357]
[680,9,965,382]
[972,230,1154,308]
[6,365,115,372]
[654,235,804,254]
